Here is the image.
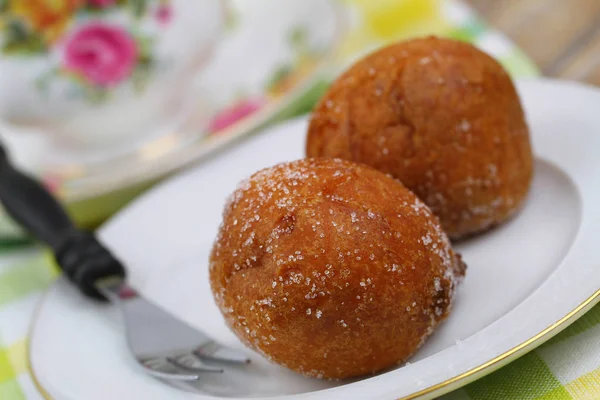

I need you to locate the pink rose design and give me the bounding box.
[88,0,114,7]
[63,23,138,87]
[208,99,265,133]
[156,4,173,25]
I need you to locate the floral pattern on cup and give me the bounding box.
[208,99,266,133]
[206,25,322,135]
[0,0,172,101]
[63,22,138,87]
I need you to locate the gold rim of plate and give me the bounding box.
[26,281,600,400]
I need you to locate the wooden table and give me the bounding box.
[468,0,600,85]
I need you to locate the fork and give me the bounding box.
[0,143,250,383]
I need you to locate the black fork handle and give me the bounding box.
[0,143,125,300]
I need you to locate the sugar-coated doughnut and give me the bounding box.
[210,158,466,379]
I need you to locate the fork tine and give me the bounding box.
[141,358,201,381]
[145,368,200,381]
[168,354,224,373]
[194,342,251,364]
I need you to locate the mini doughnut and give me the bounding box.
[210,158,466,379]
[307,37,533,239]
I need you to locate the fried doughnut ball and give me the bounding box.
[210,158,466,379]
[307,37,533,239]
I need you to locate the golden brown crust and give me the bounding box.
[210,158,466,379]
[306,36,533,239]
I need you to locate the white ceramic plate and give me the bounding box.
[29,79,600,400]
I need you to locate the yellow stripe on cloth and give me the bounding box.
[565,368,600,399]
[6,340,26,377]
[0,348,13,383]
[0,340,27,383]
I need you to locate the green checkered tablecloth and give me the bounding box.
[1,1,599,399]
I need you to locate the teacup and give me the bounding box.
[0,0,224,150]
